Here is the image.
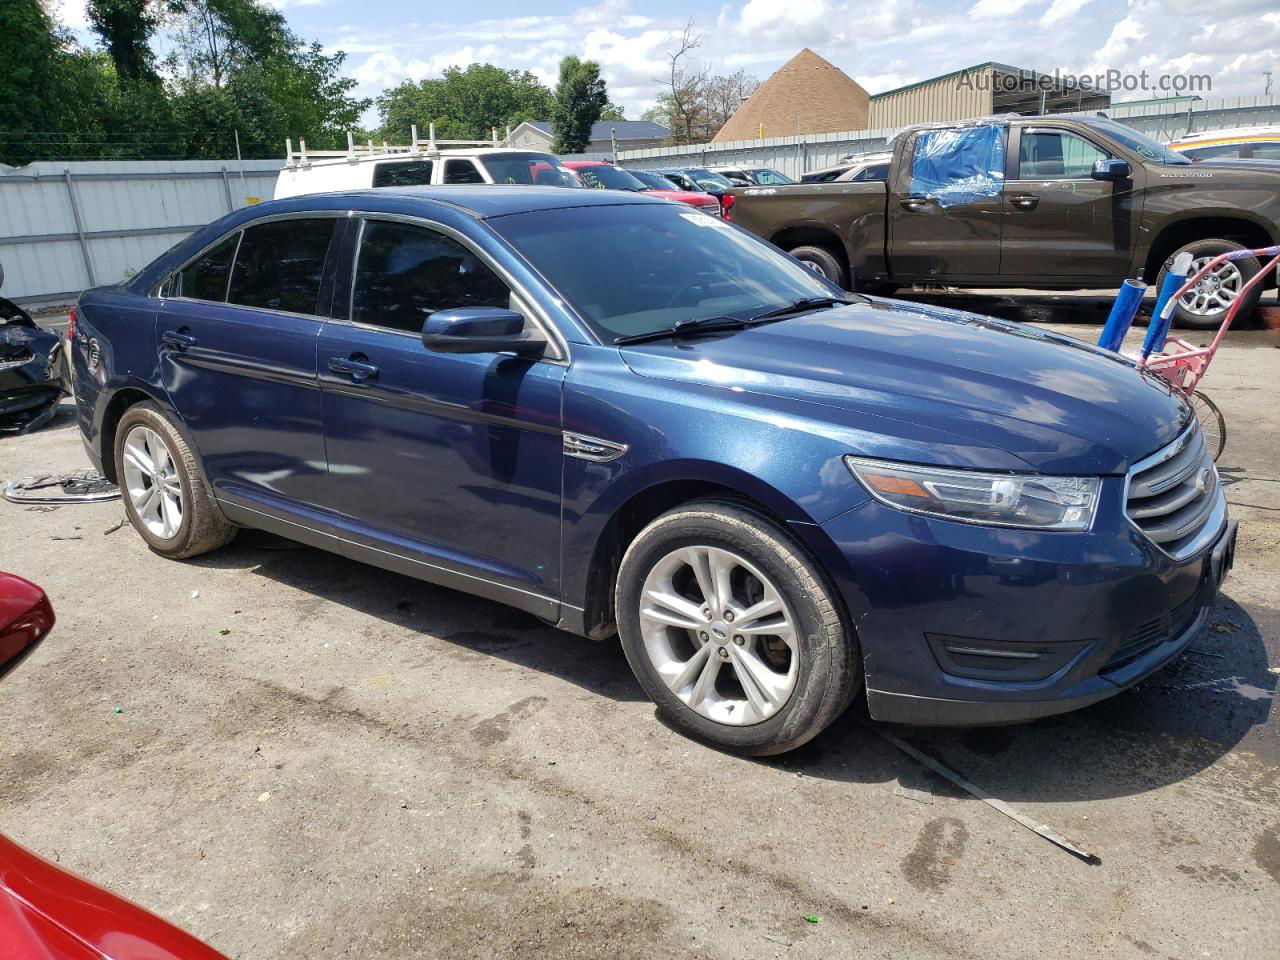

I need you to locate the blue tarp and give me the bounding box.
[909,124,1005,208]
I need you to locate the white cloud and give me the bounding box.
[1040,0,1092,27]
[969,0,1041,18]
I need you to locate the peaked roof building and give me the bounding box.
[713,49,869,143]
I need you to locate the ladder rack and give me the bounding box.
[284,123,514,168]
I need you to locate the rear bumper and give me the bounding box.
[809,489,1235,726]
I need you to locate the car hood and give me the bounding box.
[618,299,1192,474]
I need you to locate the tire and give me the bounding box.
[1158,238,1263,331]
[1190,391,1227,462]
[615,499,859,756]
[787,245,848,289]
[113,402,236,559]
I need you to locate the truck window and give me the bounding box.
[372,160,435,187]
[1018,131,1107,179]
[909,125,1005,207]
[351,220,510,334]
[444,159,485,184]
[1251,141,1280,159]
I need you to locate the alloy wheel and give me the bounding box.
[1179,256,1243,317]
[637,545,799,726]
[121,424,183,540]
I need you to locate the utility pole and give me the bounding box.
[1266,71,1274,96]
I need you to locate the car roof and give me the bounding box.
[253,185,664,220]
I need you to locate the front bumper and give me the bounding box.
[811,486,1234,726]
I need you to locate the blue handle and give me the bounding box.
[1096,279,1146,352]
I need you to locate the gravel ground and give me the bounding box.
[1,306,1277,959]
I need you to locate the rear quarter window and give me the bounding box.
[173,234,239,301]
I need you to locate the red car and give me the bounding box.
[0,573,228,960]
[562,161,722,216]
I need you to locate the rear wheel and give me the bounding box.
[1190,391,1226,462]
[787,245,847,289]
[616,499,859,755]
[114,402,236,559]
[1158,239,1262,330]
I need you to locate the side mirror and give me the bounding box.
[1091,158,1131,181]
[0,574,55,682]
[422,307,546,356]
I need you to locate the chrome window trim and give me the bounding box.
[1122,421,1227,561]
[152,210,348,314]
[341,212,570,363]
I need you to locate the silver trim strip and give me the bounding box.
[563,432,627,462]
[1123,422,1226,561]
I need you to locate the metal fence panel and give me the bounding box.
[0,159,282,304]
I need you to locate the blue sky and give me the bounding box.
[48,0,1280,127]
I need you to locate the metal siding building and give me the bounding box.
[869,63,1111,128]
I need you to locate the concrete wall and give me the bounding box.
[0,159,281,305]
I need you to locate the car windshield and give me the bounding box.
[686,168,735,189]
[749,168,794,185]
[1089,119,1191,165]
[573,165,646,191]
[490,203,846,343]
[479,153,583,186]
[629,170,680,191]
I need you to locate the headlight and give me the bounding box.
[845,456,1099,531]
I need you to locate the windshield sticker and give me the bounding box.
[679,212,731,227]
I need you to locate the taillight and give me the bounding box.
[66,305,76,341]
[720,194,735,221]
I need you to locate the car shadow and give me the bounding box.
[189,530,1273,804]
[187,530,645,704]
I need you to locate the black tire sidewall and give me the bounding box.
[113,404,199,555]
[787,245,847,288]
[616,504,855,755]
[1160,239,1262,330]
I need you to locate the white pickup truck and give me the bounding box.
[273,126,581,198]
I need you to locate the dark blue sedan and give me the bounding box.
[70,186,1235,754]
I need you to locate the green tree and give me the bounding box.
[600,103,626,122]
[377,64,554,143]
[87,0,160,81]
[0,0,61,165]
[550,56,608,154]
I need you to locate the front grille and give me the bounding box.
[1103,593,1201,672]
[1125,424,1222,559]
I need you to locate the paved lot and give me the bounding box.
[1,302,1277,959]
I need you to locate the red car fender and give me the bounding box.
[0,835,229,960]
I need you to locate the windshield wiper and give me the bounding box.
[750,296,865,323]
[614,315,749,346]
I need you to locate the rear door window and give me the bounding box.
[227,218,338,315]
[372,160,435,187]
[444,159,485,184]
[351,220,512,334]
[175,234,239,301]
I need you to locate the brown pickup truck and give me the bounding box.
[724,115,1280,328]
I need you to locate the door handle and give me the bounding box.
[328,354,379,383]
[899,196,929,210]
[1009,194,1040,211]
[161,329,198,350]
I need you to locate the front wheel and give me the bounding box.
[1158,239,1263,330]
[616,499,859,755]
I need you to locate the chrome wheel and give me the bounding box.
[121,424,183,540]
[1179,256,1243,317]
[637,545,799,726]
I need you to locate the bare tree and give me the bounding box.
[656,19,709,145]
[701,70,760,140]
